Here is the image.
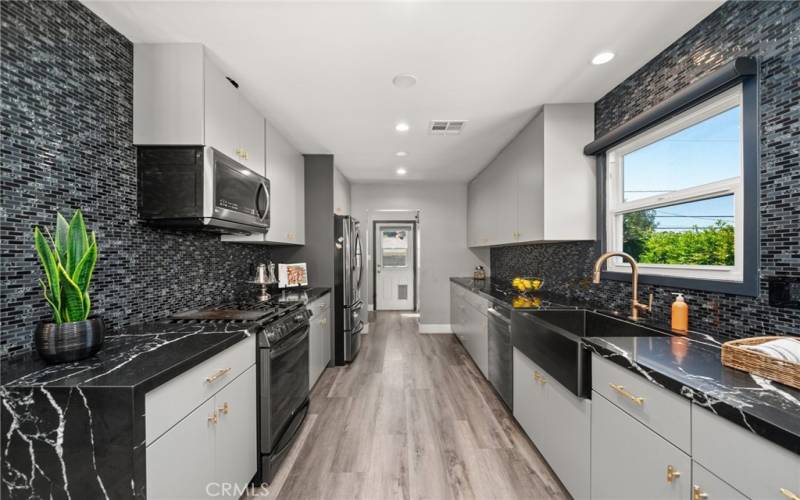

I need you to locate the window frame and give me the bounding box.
[594,70,759,297]
[605,85,744,282]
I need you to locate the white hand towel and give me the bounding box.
[743,337,800,364]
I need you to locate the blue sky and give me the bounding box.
[623,106,739,231]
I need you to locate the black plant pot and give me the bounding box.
[35,317,106,363]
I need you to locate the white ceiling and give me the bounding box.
[84,0,721,182]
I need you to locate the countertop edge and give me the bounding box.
[583,337,800,456]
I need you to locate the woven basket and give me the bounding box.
[721,336,800,390]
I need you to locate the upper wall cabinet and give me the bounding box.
[333,167,351,216]
[222,120,305,245]
[133,43,265,174]
[468,104,595,247]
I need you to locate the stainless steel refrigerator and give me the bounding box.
[334,215,364,364]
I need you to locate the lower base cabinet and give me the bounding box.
[308,294,331,390]
[513,348,590,499]
[692,461,747,500]
[591,392,690,500]
[147,365,257,499]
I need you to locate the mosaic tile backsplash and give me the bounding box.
[0,1,271,358]
[492,1,800,339]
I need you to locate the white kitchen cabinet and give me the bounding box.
[591,392,691,500]
[691,461,747,500]
[692,403,800,499]
[467,103,595,247]
[146,398,216,500]
[450,284,488,376]
[222,119,305,245]
[513,348,590,499]
[145,337,258,499]
[308,293,331,389]
[213,366,258,497]
[333,167,351,215]
[134,43,264,173]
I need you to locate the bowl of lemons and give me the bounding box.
[512,277,544,293]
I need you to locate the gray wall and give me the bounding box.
[351,182,488,326]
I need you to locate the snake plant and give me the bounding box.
[34,210,98,324]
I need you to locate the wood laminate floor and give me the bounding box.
[249,312,568,500]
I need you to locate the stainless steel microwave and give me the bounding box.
[137,146,270,234]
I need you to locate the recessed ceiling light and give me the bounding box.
[396,167,407,176]
[392,73,418,89]
[591,51,615,65]
[395,151,408,157]
[395,122,410,133]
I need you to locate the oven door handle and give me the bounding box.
[270,329,309,359]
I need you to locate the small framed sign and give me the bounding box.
[278,263,308,288]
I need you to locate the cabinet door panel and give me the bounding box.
[214,366,258,494]
[692,462,747,500]
[513,347,547,446]
[237,98,264,174]
[147,399,216,500]
[591,392,690,500]
[516,111,544,242]
[204,56,242,163]
[513,349,590,499]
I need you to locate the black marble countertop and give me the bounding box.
[0,286,331,391]
[1,321,255,392]
[450,277,800,455]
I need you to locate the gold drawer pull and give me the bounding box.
[609,383,644,405]
[217,402,229,415]
[782,488,800,500]
[208,411,218,425]
[693,486,708,500]
[666,464,681,483]
[205,367,232,384]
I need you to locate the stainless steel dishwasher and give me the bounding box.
[487,302,513,409]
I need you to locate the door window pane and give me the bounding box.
[622,195,735,266]
[381,229,408,267]
[622,107,741,201]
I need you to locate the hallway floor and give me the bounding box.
[255,312,568,500]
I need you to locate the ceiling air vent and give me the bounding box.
[429,120,467,135]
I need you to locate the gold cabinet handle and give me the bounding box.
[205,367,232,384]
[782,488,800,500]
[533,371,547,384]
[666,465,681,483]
[208,411,218,425]
[217,402,229,415]
[693,486,708,500]
[609,383,645,405]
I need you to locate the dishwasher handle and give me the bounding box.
[487,307,511,325]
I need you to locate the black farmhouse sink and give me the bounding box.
[511,309,666,398]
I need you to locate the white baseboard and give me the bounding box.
[417,321,452,334]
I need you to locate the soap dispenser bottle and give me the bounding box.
[671,293,689,333]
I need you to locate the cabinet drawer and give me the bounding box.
[592,354,691,453]
[692,406,800,499]
[591,392,691,500]
[308,293,331,319]
[462,289,489,312]
[691,461,747,500]
[145,335,255,444]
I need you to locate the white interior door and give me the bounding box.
[375,223,415,310]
